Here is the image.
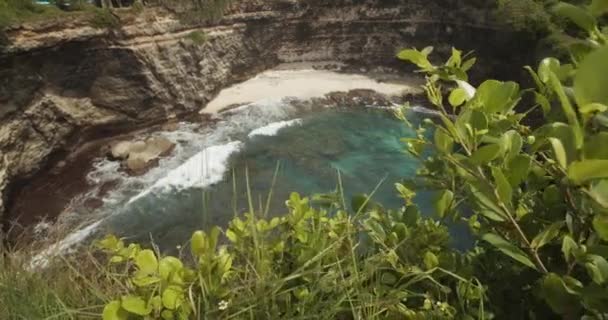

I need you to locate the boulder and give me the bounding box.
[109,136,176,175]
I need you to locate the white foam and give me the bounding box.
[248,118,302,137]
[128,141,243,203]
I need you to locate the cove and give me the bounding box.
[105,107,432,250]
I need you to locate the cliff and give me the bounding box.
[0,0,536,228]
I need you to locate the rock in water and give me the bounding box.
[111,141,135,160]
[110,137,176,175]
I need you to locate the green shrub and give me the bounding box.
[89,8,120,29]
[131,0,145,13]
[96,192,485,319]
[0,0,62,27]
[185,30,207,45]
[397,0,608,317]
[495,0,555,33]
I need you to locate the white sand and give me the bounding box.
[201,64,422,114]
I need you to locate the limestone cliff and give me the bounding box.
[0,0,536,226]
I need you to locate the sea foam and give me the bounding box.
[128,141,243,203]
[248,118,302,137]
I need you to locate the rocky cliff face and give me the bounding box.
[0,0,536,227]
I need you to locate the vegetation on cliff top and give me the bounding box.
[1,0,608,319]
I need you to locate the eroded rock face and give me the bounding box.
[0,0,537,225]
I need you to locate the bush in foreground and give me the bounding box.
[95,192,483,319]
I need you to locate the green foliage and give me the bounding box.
[96,191,485,319]
[151,0,234,24]
[495,0,555,33]
[185,30,207,45]
[397,1,608,317]
[0,0,64,29]
[89,8,120,29]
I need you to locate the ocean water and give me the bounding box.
[105,107,432,249]
[33,103,471,268]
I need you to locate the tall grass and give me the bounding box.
[0,246,115,319]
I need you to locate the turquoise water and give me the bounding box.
[106,108,461,249]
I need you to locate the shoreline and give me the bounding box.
[202,63,423,114]
[6,64,423,245]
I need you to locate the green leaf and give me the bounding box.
[562,235,579,264]
[482,233,536,269]
[548,71,583,148]
[226,229,238,243]
[580,103,608,114]
[574,45,608,107]
[586,255,608,285]
[162,286,184,310]
[161,310,175,320]
[589,0,608,16]
[423,251,439,270]
[208,226,221,252]
[469,184,506,222]
[470,144,501,164]
[96,235,124,252]
[121,295,151,316]
[540,273,581,315]
[589,180,608,208]
[395,183,416,204]
[448,88,467,107]
[568,160,608,184]
[191,231,206,257]
[531,222,565,250]
[456,110,488,143]
[461,57,476,72]
[507,155,531,187]
[434,127,454,154]
[503,130,523,161]
[548,138,568,169]
[132,275,160,287]
[552,2,597,32]
[397,48,434,71]
[538,57,561,84]
[492,167,512,205]
[446,47,462,67]
[365,219,386,242]
[434,190,454,218]
[473,80,520,113]
[593,215,608,241]
[159,256,184,281]
[535,93,552,115]
[585,132,608,159]
[216,249,233,277]
[135,250,158,275]
[102,301,128,320]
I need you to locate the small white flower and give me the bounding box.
[176,245,182,250]
[218,300,229,311]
